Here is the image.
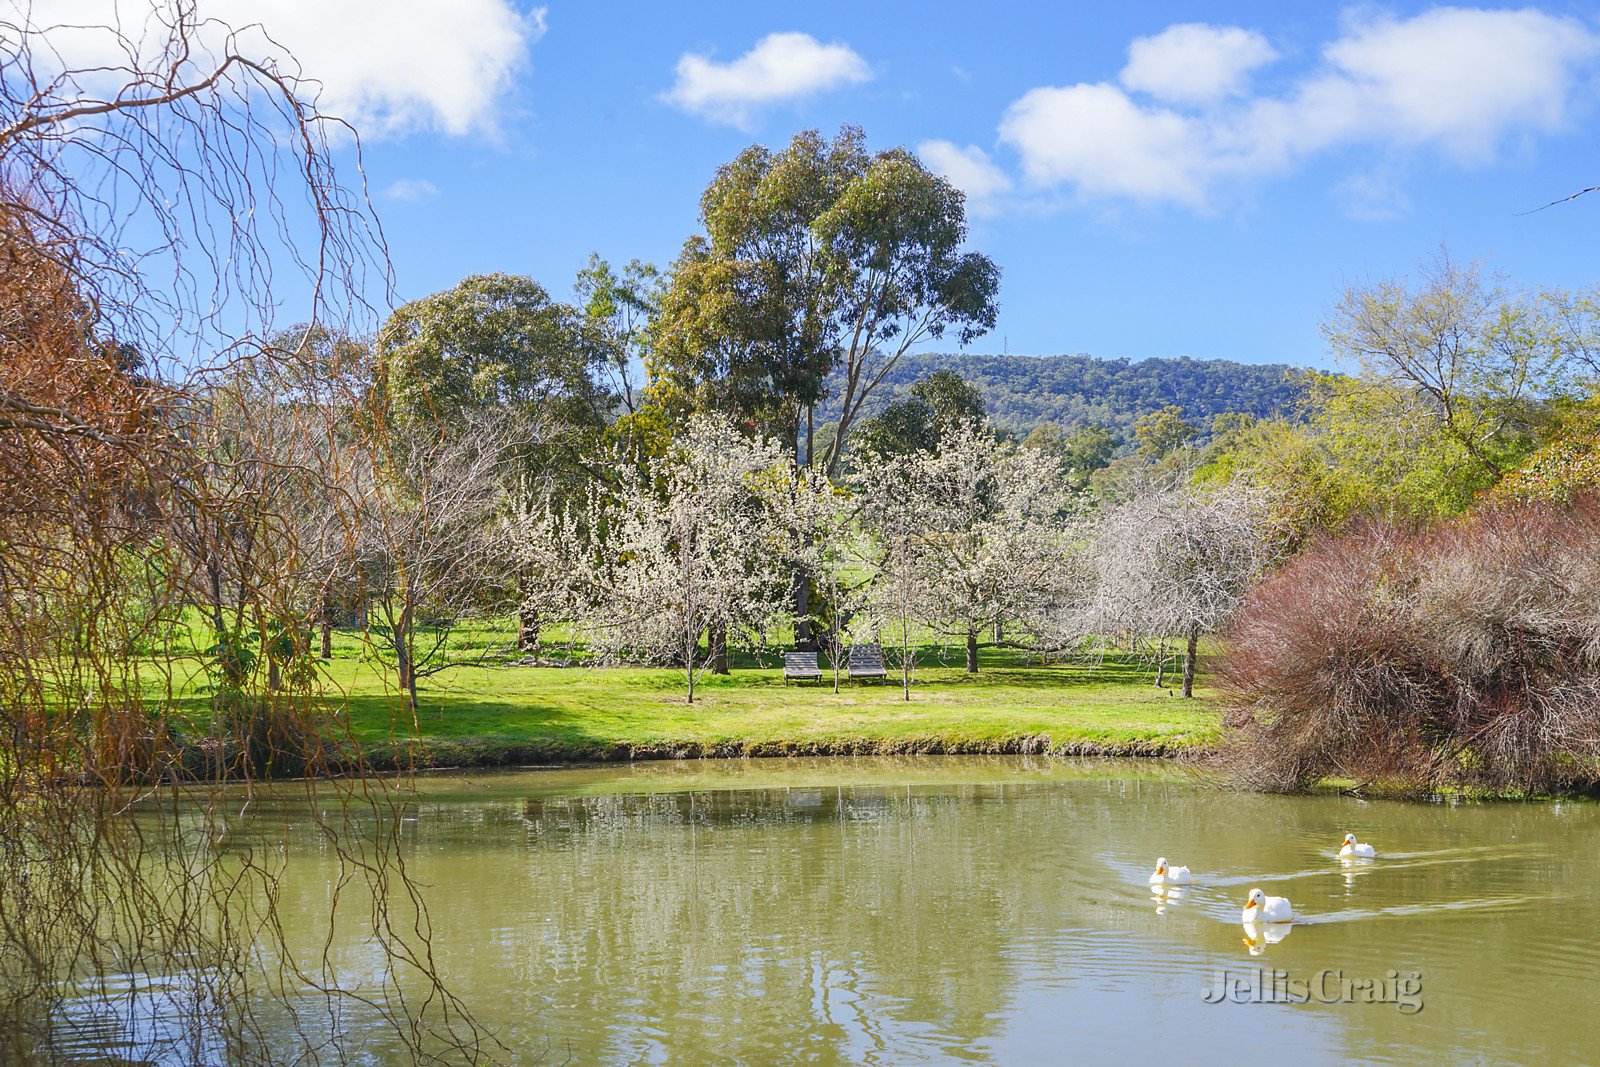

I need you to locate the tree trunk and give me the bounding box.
[395,602,417,713]
[266,657,281,692]
[710,622,729,675]
[318,588,333,659]
[517,587,540,654]
[805,402,815,468]
[792,569,815,651]
[902,640,912,701]
[1182,623,1200,698]
[966,629,979,674]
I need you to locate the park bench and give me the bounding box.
[846,644,888,683]
[783,650,823,685]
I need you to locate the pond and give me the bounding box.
[67,757,1600,1063]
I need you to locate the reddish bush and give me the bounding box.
[1219,499,1600,793]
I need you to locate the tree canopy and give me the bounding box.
[377,272,610,431]
[650,125,1000,472]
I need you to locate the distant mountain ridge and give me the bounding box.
[827,352,1307,435]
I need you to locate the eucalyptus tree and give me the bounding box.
[574,253,661,416]
[651,125,1001,473]
[650,126,1000,647]
[1021,422,1120,489]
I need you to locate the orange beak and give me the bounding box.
[1156,865,1165,874]
[1243,899,1256,910]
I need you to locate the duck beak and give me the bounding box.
[1156,865,1164,875]
[1243,899,1256,910]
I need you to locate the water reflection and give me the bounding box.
[1151,884,1187,914]
[1340,855,1377,888]
[1241,921,1295,955]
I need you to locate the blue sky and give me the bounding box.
[118,2,1600,369]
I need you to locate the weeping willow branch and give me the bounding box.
[0,5,502,1063]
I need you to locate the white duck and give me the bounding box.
[1339,833,1377,859]
[1241,887,1295,924]
[1148,857,1192,885]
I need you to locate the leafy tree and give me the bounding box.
[1495,396,1600,503]
[574,254,660,416]
[1194,372,1498,537]
[855,397,942,459]
[1133,405,1199,461]
[378,272,609,430]
[1022,421,1120,488]
[909,369,986,430]
[1323,250,1578,480]
[651,125,1000,474]
[855,370,987,459]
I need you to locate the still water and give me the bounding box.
[115,758,1600,1062]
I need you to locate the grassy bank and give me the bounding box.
[155,624,1224,772]
[326,650,1221,771]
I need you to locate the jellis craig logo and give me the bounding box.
[1202,968,1423,1014]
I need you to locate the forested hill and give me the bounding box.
[827,352,1307,434]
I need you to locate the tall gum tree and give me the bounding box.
[650,126,999,647]
[650,125,1000,473]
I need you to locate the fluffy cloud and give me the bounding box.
[988,7,1600,213]
[1000,85,1211,207]
[917,140,1012,210]
[1120,23,1278,106]
[1296,7,1594,160]
[664,31,872,128]
[13,0,543,138]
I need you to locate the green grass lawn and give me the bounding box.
[154,621,1224,769]
[306,639,1223,769]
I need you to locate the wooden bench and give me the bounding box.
[783,651,823,685]
[846,644,887,683]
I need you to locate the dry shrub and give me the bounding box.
[1219,499,1600,793]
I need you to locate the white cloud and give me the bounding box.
[12,0,544,138]
[918,140,1012,210]
[1307,7,1594,160]
[1000,84,1211,207]
[1120,23,1278,106]
[663,31,872,128]
[987,7,1600,212]
[381,178,441,203]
